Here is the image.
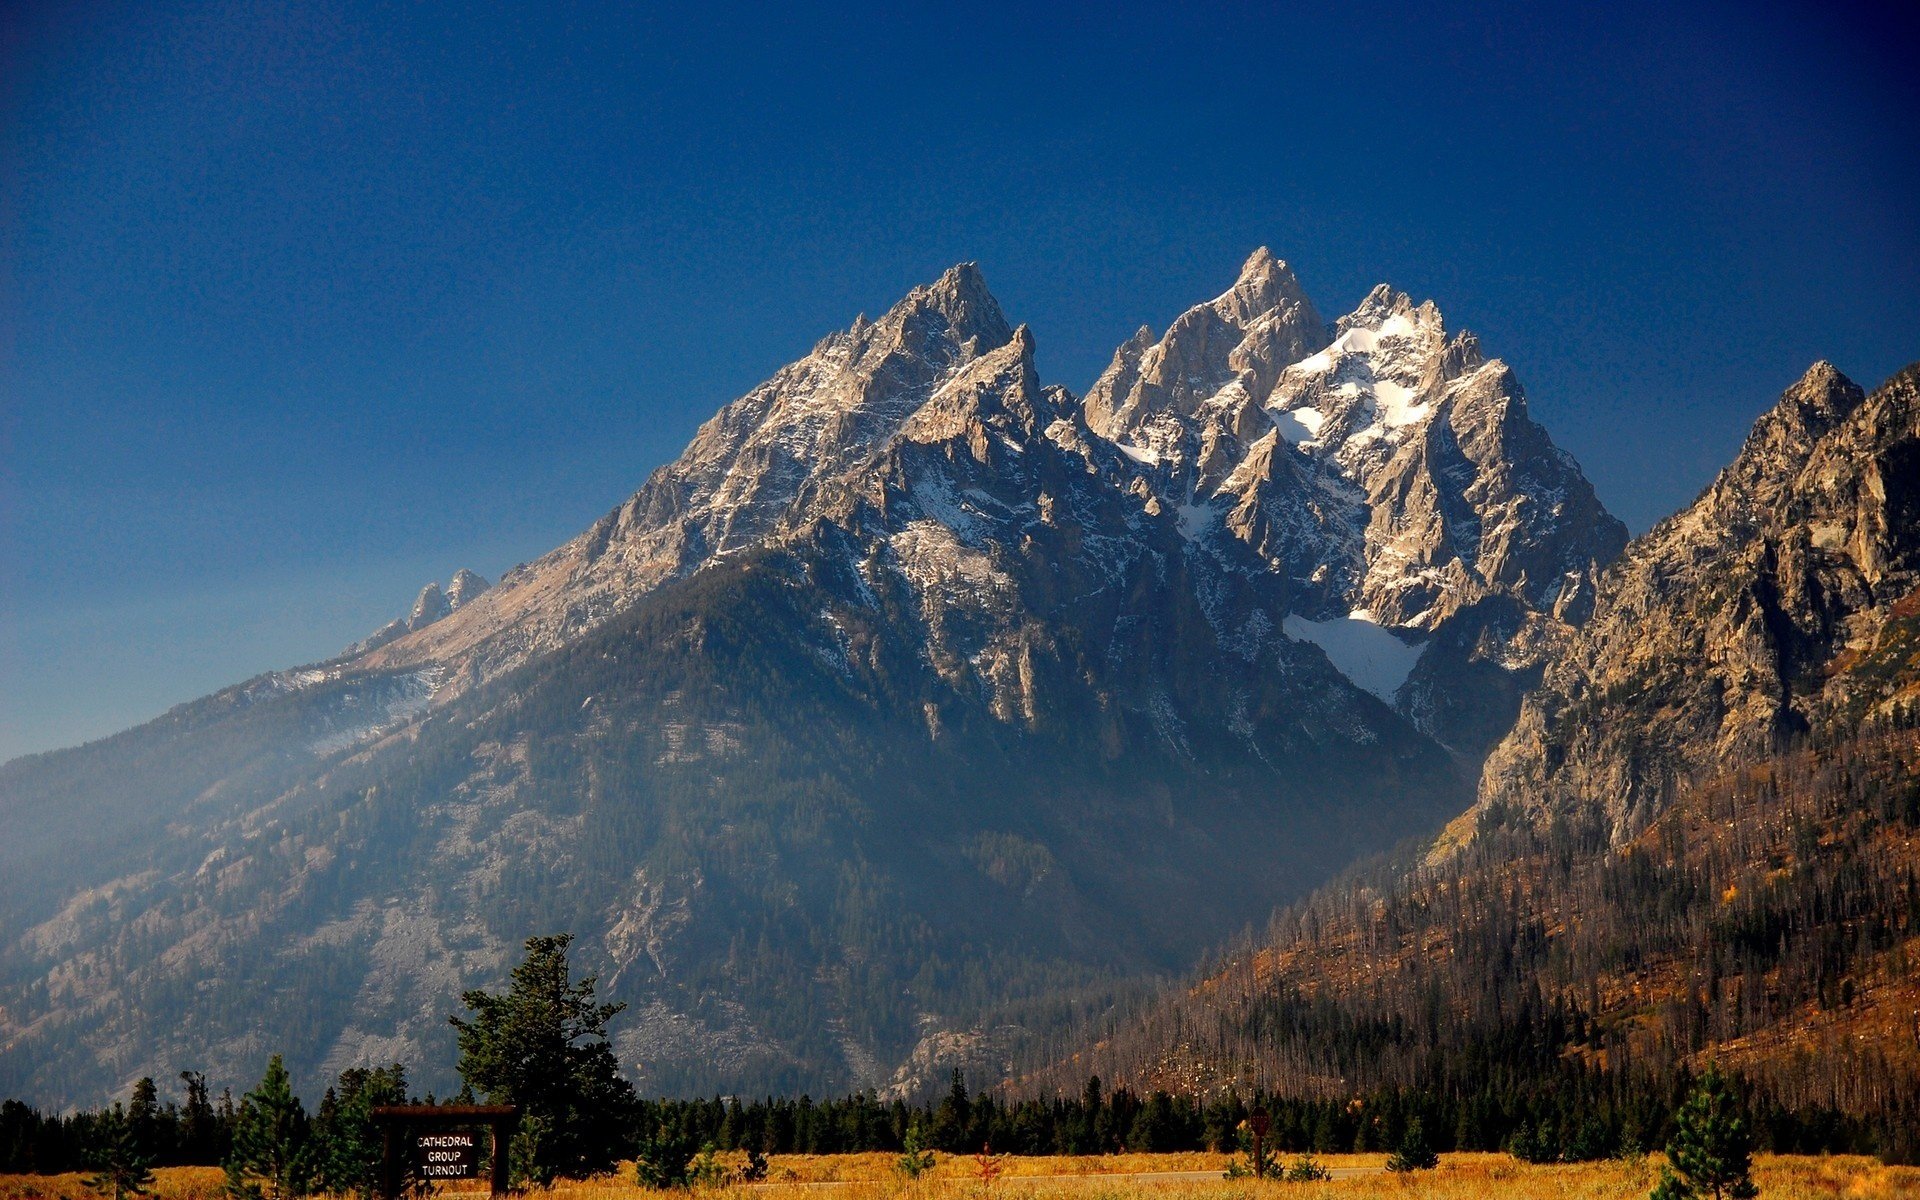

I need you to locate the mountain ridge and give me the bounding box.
[1031,357,1920,1129]
[2,251,1628,1108]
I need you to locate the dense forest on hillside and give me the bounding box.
[0,1062,1890,1176]
[1034,720,1920,1163]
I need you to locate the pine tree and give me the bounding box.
[893,1124,935,1178]
[1651,1066,1759,1200]
[930,1070,971,1151]
[450,933,635,1183]
[313,1065,408,1200]
[179,1072,218,1165]
[126,1080,161,1164]
[224,1056,314,1200]
[84,1107,155,1200]
[1385,1117,1439,1172]
[632,1121,696,1190]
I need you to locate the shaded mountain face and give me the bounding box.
[0,255,1622,1107]
[1027,363,1920,1125]
[1472,362,1920,844]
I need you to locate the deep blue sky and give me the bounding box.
[3,0,1916,762]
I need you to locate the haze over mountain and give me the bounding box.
[0,252,1626,1107]
[1040,360,1920,1128]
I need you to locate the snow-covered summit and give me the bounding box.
[1080,259,1625,749]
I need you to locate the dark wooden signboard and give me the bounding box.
[417,1131,479,1179]
[372,1105,517,1199]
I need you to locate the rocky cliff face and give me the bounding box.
[337,251,1622,759]
[1086,250,1625,754]
[1473,362,1920,842]
[352,266,1020,690]
[0,253,1627,1107]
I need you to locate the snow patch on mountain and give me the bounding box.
[1283,611,1426,702]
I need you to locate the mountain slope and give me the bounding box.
[1473,362,1920,843]
[0,255,1622,1107]
[1034,362,1920,1135]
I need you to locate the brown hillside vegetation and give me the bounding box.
[1038,727,1920,1123]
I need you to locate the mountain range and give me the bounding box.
[2,251,1909,1116]
[1037,359,1920,1126]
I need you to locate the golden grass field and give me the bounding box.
[2,1153,1915,1200]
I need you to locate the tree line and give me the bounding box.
[1033,724,1920,1166]
[2,931,1898,1198]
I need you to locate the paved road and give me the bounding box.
[742,1166,1384,1187]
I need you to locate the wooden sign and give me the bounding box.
[373,1105,518,1200]
[417,1131,479,1179]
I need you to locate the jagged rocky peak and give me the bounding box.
[358,251,1622,763]
[343,569,490,657]
[1071,251,1625,759]
[407,582,451,630]
[1084,247,1326,440]
[446,568,490,609]
[621,261,1019,551]
[900,324,1053,443]
[1469,360,1920,846]
[1264,282,1484,467]
[1705,360,1866,515]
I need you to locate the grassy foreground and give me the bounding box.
[2,1154,1915,1200]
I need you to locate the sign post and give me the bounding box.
[1249,1108,1271,1180]
[371,1105,518,1200]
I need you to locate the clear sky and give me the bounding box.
[3,0,1916,763]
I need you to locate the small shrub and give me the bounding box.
[737,1148,768,1183]
[973,1144,1007,1186]
[1386,1119,1439,1173]
[1508,1122,1557,1164]
[1282,1155,1330,1182]
[689,1145,728,1190]
[894,1127,935,1179]
[633,1126,697,1190]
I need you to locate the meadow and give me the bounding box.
[3,1153,1915,1200]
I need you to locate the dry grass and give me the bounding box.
[0,1166,226,1200]
[3,1154,1913,1200]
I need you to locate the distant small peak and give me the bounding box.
[939,261,987,291]
[929,262,997,314]
[1216,247,1316,328]
[1737,360,1866,472]
[1794,359,1845,390]
[1239,246,1277,282]
[446,569,491,609]
[1785,359,1864,423]
[889,262,1013,351]
[1356,282,1413,314]
[408,582,451,631]
[1339,284,1436,338]
[1783,359,1860,411]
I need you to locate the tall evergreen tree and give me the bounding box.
[179,1072,218,1165]
[450,933,635,1183]
[84,1106,154,1200]
[125,1080,161,1161]
[224,1056,314,1200]
[313,1065,408,1200]
[1651,1066,1759,1200]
